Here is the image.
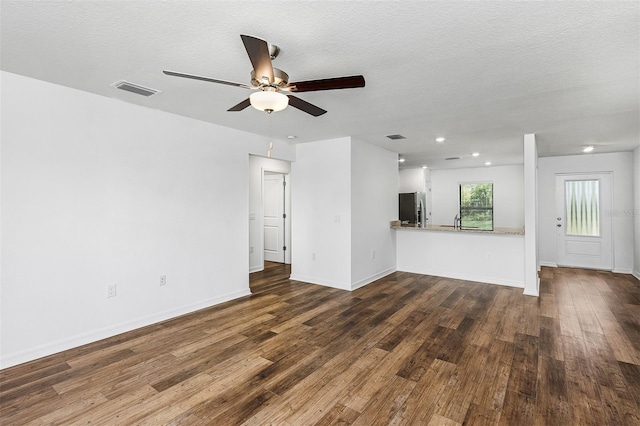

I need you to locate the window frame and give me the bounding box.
[459,181,494,231]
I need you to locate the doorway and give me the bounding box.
[248,155,291,275]
[555,173,612,270]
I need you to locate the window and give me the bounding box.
[565,180,600,236]
[459,182,493,231]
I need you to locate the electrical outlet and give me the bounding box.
[486,253,492,261]
[160,275,167,286]
[107,283,116,298]
[312,252,316,261]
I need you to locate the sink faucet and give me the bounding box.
[454,213,461,229]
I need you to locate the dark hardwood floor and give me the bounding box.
[1,263,639,425]
[248,261,292,295]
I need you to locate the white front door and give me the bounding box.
[555,173,612,270]
[263,172,286,263]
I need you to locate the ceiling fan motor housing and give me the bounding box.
[251,68,289,88]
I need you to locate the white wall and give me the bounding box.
[248,155,291,272]
[290,137,397,290]
[523,134,539,296]
[0,71,295,368]
[538,152,634,273]
[290,138,352,289]
[634,147,640,280]
[430,165,525,228]
[351,139,398,289]
[399,168,425,193]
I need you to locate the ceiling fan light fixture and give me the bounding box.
[250,90,288,113]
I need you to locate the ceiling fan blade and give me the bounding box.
[163,70,254,89]
[289,75,365,92]
[287,95,327,117]
[227,98,252,112]
[240,35,274,84]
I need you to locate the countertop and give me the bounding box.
[390,223,525,235]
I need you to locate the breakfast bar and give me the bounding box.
[392,222,526,288]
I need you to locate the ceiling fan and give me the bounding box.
[163,34,365,117]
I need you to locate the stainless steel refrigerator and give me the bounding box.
[399,192,426,226]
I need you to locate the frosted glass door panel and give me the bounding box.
[564,180,600,236]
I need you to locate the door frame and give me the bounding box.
[261,168,291,265]
[555,172,613,270]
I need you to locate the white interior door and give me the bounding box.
[555,173,612,270]
[263,172,287,263]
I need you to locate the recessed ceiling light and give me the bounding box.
[422,165,428,169]
[398,158,406,163]
[472,152,480,157]
[435,137,446,143]
[583,146,594,153]
[485,161,492,166]
[287,135,297,139]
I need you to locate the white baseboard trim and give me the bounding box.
[290,268,397,292]
[0,288,251,370]
[539,262,633,275]
[523,276,540,297]
[351,268,397,291]
[289,274,351,290]
[632,270,640,281]
[249,265,264,273]
[396,265,524,289]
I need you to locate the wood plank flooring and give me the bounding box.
[1,263,639,425]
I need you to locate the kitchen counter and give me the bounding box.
[391,223,525,235]
[393,221,525,288]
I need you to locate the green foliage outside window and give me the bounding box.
[460,183,493,230]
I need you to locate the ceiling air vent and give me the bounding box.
[112,80,160,97]
[386,134,406,140]
[445,157,462,161]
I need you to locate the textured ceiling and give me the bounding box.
[1,1,638,169]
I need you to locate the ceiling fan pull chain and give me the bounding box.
[267,114,273,158]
